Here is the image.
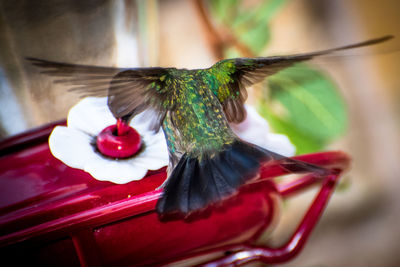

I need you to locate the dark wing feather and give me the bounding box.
[213,35,393,123]
[27,58,174,129]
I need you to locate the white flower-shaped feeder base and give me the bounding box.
[49,97,169,184]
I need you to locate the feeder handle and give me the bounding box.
[198,151,350,266]
[276,150,350,198]
[200,173,340,266]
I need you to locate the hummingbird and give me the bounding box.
[28,35,392,218]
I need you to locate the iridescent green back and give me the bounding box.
[162,66,238,159]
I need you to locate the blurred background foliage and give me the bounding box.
[208,0,347,154]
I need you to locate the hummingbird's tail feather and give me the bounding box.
[156,140,328,218]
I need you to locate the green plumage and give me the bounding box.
[162,66,237,161]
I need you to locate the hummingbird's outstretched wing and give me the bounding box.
[212,35,393,123]
[27,58,175,129]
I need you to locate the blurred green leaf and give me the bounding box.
[236,23,270,54]
[231,5,255,29]
[257,102,324,154]
[259,64,347,153]
[233,0,286,54]
[210,0,287,54]
[209,0,239,24]
[254,0,286,23]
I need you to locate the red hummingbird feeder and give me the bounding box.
[0,120,350,266]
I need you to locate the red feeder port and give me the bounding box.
[96,121,142,158]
